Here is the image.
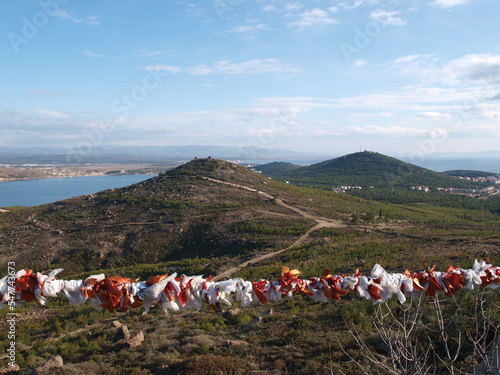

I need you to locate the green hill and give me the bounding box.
[443,169,499,178]
[264,151,482,189]
[254,152,500,212]
[0,158,312,272]
[251,161,301,175]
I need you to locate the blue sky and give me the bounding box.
[1,0,500,158]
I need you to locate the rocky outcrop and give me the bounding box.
[28,355,63,375]
[105,324,145,351]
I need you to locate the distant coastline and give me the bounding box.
[0,173,131,183]
[0,175,69,182]
[0,163,173,183]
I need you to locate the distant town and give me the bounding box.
[0,163,172,181]
[408,175,500,198]
[331,174,500,199]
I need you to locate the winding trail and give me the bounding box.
[200,176,347,281]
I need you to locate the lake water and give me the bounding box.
[402,157,500,173]
[0,174,155,208]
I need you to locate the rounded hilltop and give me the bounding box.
[258,151,483,189]
[158,157,268,185]
[0,156,319,272]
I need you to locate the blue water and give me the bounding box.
[0,174,155,207]
[402,158,500,173]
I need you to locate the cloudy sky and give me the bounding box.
[1,0,500,157]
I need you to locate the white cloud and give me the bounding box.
[254,89,471,114]
[432,0,468,8]
[389,53,500,86]
[188,65,213,75]
[285,3,303,12]
[245,128,275,136]
[442,54,500,85]
[178,1,204,16]
[418,112,453,121]
[84,15,100,25]
[314,129,347,136]
[217,59,298,75]
[393,54,436,64]
[227,23,268,34]
[81,50,105,58]
[34,109,69,119]
[341,1,364,10]
[353,59,368,67]
[144,65,182,73]
[349,125,448,138]
[289,8,338,28]
[135,49,167,57]
[0,109,81,145]
[329,87,472,110]
[262,5,276,11]
[53,10,100,25]
[329,1,364,13]
[145,59,299,76]
[52,9,70,19]
[3,91,498,153]
[370,9,406,26]
[251,97,321,114]
[346,112,394,122]
[464,103,500,119]
[389,54,440,83]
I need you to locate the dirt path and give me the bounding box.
[200,176,347,281]
[202,175,408,280]
[200,176,341,224]
[213,221,342,281]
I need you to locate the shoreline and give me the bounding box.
[0,176,54,182]
[0,174,125,183]
[0,172,158,183]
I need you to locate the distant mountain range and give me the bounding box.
[0,145,323,164]
[251,161,302,174]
